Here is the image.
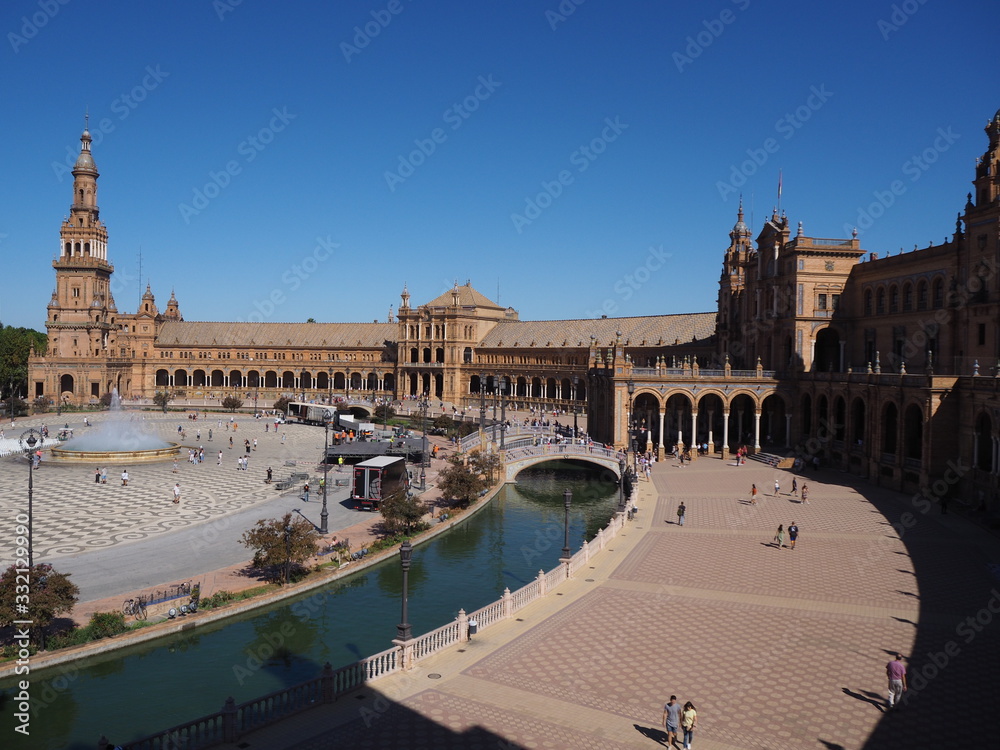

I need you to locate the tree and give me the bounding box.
[0,564,79,649]
[432,414,454,430]
[374,403,396,423]
[436,456,488,508]
[153,390,171,413]
[306,317,317,323]
[0,324,47,402]
[98,392,114,408]
[469,450,502,484]
[273,395,292,414]
[32,396,50,414]
[379,489,426,534]
[222,395,244,412]
[241,513,320,584]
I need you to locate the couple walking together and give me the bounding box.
[661,696,697,748]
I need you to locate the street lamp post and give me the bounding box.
[479,372,487,433]
[492,377,499,443]
[420,395,428,489]
[627,378,636,466]
[19,428,41,569]
[561,488,572,559]
[372,369,379,418]
[499,376,508,450]
[572,374,579,441]
[321,409,332,535]
[397,540,413,641]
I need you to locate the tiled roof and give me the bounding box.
[421,283,504,310]
[156,321,396,349]
[477,313,716,348]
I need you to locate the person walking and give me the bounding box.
[266,467,273,483]
[886,653,907,709]
[788,522,799,549]
[172,483,181,504]
[101,467,108,484]
[801,483,809,504]
[791,477,798,497]
[773,524,785,548]
[662,695,682,747]
[677,502,686,526]
[121,469,129,487]
[229,436,233,449]
[95,466,101,484]
[750,483,758,505]
[680,701,697,749]
[303,482,310,502]
[773,478,781,496]
[217,450,223,466]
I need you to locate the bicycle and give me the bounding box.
[122,596,148,620]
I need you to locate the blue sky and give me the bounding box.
[0,0,997,331]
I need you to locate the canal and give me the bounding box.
[0,461,619,749]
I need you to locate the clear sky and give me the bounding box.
[1,0,997,331]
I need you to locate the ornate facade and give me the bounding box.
[28,109,1000,509]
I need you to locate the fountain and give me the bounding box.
[48,389,180,464]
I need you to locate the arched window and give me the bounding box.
[889,285,899,313]
[932,277,944,308]
[876,288,886,314]
[864,290,873,316]
[917,280,929,310]
[902,282,913,311]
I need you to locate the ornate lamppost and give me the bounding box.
[561,488,572,560]
[479,371,487,433]
[19,428,41,569]
[627,378,636,466]
[419,394,428,489]
[397,540,413,641]
[572,374,579,441]
[321,409,332,534]
[499,376,508,450]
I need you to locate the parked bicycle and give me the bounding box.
[122,596,147,620]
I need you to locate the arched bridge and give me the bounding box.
[500,444,623,484]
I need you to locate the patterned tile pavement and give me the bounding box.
[224,455,1000,749]
[0,413,324,560]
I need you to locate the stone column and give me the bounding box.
[785,413,792,448]
[690,410,698,458]
[839,340,846,372]
[722,409,730,459]
[707,409,714,453]
[658,409,665,456]
[753,410,761,451]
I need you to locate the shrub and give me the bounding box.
[87,611,128,639]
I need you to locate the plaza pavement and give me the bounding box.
[215,453,1000,750]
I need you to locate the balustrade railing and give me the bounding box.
[122,484,638,750]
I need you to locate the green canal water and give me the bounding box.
[0,462,619,749]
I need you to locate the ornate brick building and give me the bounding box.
[28,109,1000,509]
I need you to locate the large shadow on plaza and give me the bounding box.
[830,475,1000,750]
[283,684,531,750]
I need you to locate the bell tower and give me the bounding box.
[46,124,117,370]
